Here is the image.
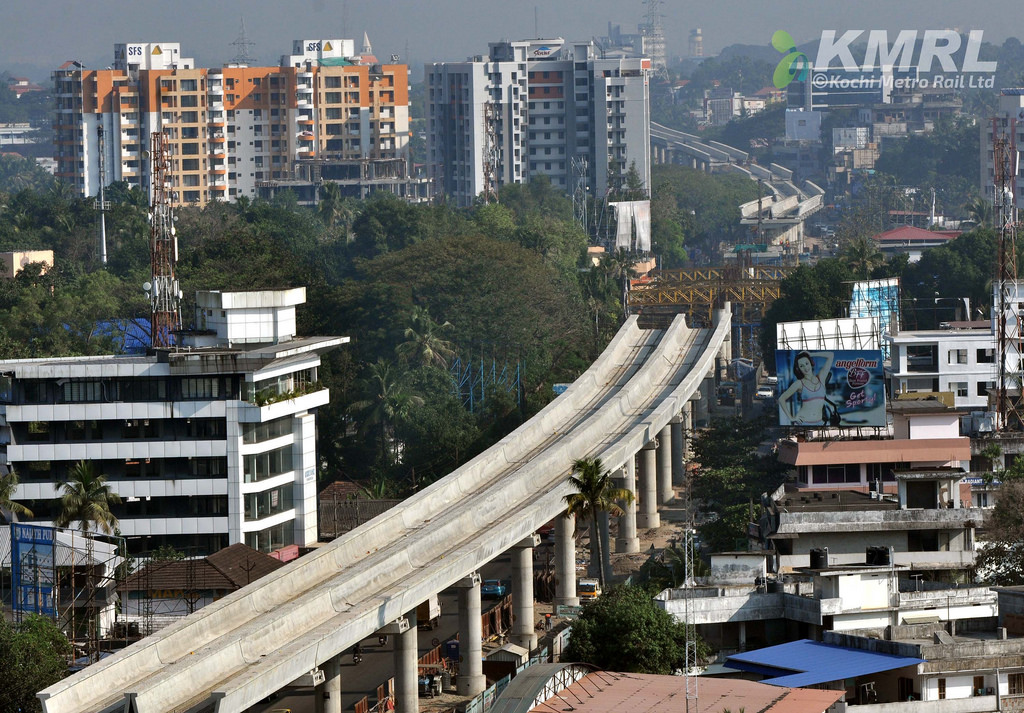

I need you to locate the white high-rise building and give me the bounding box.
[980,89,1024,207]
[425,38,651,207]
[0,288,346,556]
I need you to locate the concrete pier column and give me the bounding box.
[671,415,685,487]
[554,514,579,608]
[395,612,418,713]
[512,534,539,651]
[317,654,342,713]
[637,442,660,529]
[597,511,611,582]
[615,462,640,553]
[456,574,485,696]
[657,425,673,504]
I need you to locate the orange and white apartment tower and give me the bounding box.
[53,40,410,207]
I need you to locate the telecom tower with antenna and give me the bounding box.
[230,18,257,65]
[145,132,181,348]
[641,0,668,79]
[96,125,109,266]
[481,102,499,203]
[571,156,589,236]
[992,117,1023,430]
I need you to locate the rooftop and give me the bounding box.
[725,639,924,687]
[777,489,898,512]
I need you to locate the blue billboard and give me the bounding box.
[11,523,56,617]
[776,350,886,427]
[850,278,900,360]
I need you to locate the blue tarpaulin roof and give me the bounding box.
[725,639,924,688]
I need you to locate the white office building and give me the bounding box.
[425,38,651,207]
[0,288,346,556]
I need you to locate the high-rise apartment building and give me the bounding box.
[1,288,345,556]
[53,40,412,207]
[425,38,651,207]
[980,89,1024,208]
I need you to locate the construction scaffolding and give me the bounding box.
[628,266,793,359]
[449,355,522,412]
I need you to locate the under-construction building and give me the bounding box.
[53,39,424,207]
[425,38,651,207]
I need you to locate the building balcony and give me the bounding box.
[209,100,224,111]
[234,388,330,423]
[208,134,226,143]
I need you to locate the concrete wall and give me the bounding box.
[848,697,997,713]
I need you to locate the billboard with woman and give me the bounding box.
[775,349,886,427]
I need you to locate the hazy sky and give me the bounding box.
[4,0,1022,80]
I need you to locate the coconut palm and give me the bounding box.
[348,359,425,467]
[965,196,993,229]
[564,457,634,589]
[0,467,33,520]
[54,460,121,534]
[395,306,456,369]
[841,235,884,279]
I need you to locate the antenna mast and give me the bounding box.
[147,132,181,348]
[993,117,1022,430]
[96,125,109,266]
[482,102,499,204]
[230,18,257,65]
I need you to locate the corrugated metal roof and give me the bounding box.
[517,671,843,713]
[726,639,924,687]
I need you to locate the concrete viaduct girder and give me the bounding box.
[39,310,731,713]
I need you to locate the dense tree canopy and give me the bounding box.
[563,584,707,673]
[0,615,71,713]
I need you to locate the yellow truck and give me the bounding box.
[578,578,601,601]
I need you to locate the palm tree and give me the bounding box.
[841,235,884,279]
[395,306,456,369]
[0,467,33,520]
[965,196,993,229]
[564,457,634,589]
[54,461,121,534]
[348,359,425,468]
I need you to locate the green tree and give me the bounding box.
[54,460,121,534]
[964,196,993,229]
[562,584,706,673]
[564,457,634,588]
[0,467,32,519]
[348,359,425,468]
[841,235,884,279]
[0,615,72,713]
[977,473,1024,585]
[395,305,456,369]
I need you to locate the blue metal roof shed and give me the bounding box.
[725,640,924,688]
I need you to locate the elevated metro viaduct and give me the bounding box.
[39,309,731,713]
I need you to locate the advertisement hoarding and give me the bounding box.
[10,523,56,617]
[775,349,886,427]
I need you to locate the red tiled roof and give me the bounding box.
[873,225,961,243]
[119,543,285,592]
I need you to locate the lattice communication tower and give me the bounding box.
[147,132,181,348]
[993,118,1023,430]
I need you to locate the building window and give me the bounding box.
[1009,672,1024,696]
[243,445,293,483]
[243,416,294,444]
[181,378,220,400]
[62,380,103,403]
[180,79,198,92]
[978,348,995,364]
[951,382,968,397]
[244,483,294,521]
[949,349,968,364]
[26,421,50,442]
[936,678,946,699]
